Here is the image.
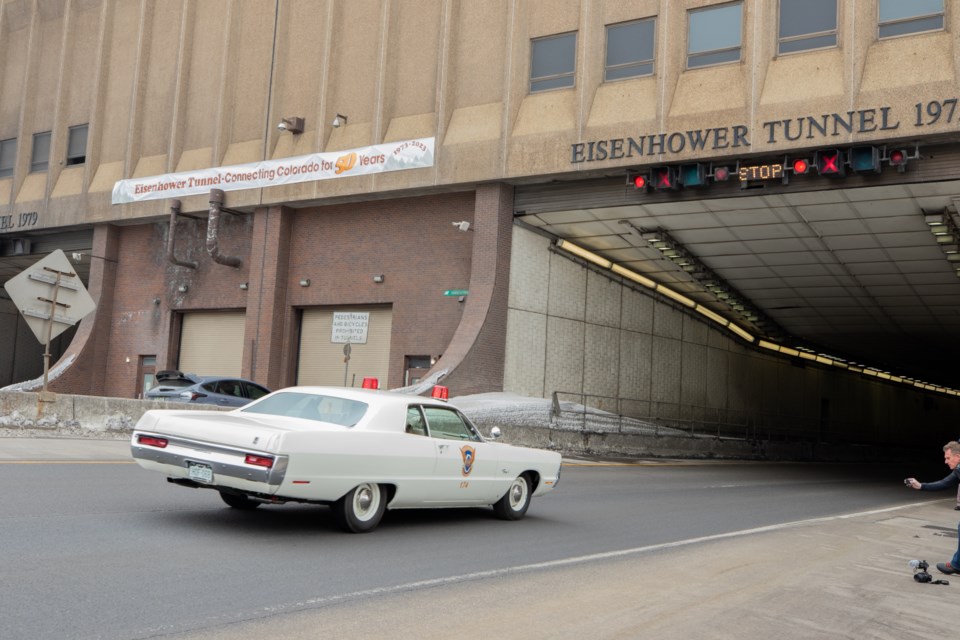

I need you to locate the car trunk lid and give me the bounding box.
[137,410,346,453]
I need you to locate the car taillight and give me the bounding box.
[137,435,168,448]
[245,454,274,468]
[179,391,202,401]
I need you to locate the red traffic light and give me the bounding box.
[888,148,908,172]
[791,158,809,174]
[627,172,648,190]
[712,166,731,181]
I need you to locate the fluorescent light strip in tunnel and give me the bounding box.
[553,239,959,397]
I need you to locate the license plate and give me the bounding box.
[188,462,214,484]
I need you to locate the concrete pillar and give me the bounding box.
[242,204,293,390]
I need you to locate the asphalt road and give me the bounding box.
[0,439,946,639]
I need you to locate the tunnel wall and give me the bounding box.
[504,225,959,450]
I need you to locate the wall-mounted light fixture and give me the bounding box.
[153,297,161,305]
[331,113,348,128]
[923,208,960,277]
[239,282,249,290]
[299,278,310,287]
[617,220,781,337]
[373,274,385,283]
[277,117,304,134]
[177,284,188,293]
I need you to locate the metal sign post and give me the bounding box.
[39,266,72,399]
[342,342,351,387]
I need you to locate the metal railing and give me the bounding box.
[548,390,877,444]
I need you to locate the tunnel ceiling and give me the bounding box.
[519,179,960,390]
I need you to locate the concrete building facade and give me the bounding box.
[2,0,959,446]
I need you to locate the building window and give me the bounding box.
[530,32,576,92]
[66,124,88,166]
[779,0,837,54]
[688,2,742,69]
[879,0,944,38]
[30,132,51,173]
[0,138,14,178]
[605,18,656,81]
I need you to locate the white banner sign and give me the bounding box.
[331,312,370,344]
[112,137,435,204]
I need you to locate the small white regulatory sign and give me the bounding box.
[331,312,369,344]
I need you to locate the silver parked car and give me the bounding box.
[145,370,271,407]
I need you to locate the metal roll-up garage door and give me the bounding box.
[178,311,245,376]
[298,305,393,387]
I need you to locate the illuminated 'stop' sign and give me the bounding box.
[738,163,783,183]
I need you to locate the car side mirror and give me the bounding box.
[489,426,502,440]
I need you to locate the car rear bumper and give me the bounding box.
[131,431,288,492]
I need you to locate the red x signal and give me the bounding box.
[814,149,845,176]
[651,166,678,190]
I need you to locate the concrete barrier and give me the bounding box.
[0,390,911,462]
[0,390,226,435]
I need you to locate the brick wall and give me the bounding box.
[51,191,476,397]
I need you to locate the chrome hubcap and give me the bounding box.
[357,487,372,513]
[509,479,526,508]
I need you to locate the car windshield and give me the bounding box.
[241,392,368,427]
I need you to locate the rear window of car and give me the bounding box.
[241,392,368,427]
[152,379,193,389]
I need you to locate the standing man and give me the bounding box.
[906,441,960,574]
[956,435,960,511]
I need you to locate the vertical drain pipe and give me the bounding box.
[167,199,198,269]
[207,189,243,268]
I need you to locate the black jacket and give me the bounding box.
[921,467,960,491]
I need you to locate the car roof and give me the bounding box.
[264,386,455,409]
[155,370,268,388]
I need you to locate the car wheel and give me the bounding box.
[219,490,260,510]
[493,474,531,521]
[332,483,385,533]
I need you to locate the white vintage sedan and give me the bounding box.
[130,386,562,532]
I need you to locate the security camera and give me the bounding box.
[452,221,471,232]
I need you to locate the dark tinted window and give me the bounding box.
[67,125,88,165]
[30,132,50,172]
[605,19,655,81]
[530,32,576,92]
[0,138,14,177]
[688,2,742,68]
[779,0,837,54]
[245,382,270,400]
[879,0,943,38]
